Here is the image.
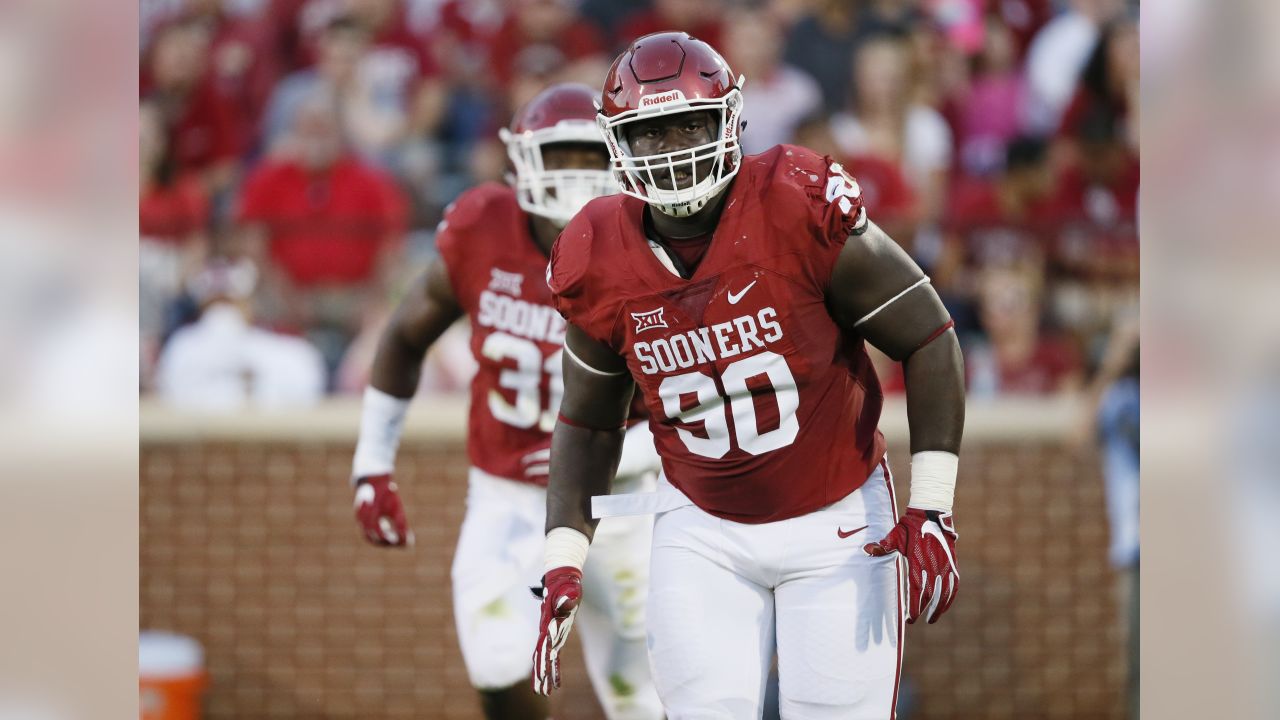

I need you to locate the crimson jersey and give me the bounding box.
[436,183,569,485]
[549,145,887,524]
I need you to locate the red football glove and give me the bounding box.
[531,566,583,696]
[353,474,413,547]
[864,508,959,624]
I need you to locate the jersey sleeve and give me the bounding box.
[769,146,872,289]
[433,191,484,313]
[547,208,613,347]
[813,157,870,244]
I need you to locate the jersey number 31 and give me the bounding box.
[482,332,562,432]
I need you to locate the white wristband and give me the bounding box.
[544,527,590,573]
[352,386,411,482]
[908,451,959,514]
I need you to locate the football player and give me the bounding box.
[533,33,967,718]
[350,83,663,720]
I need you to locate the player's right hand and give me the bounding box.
[532,566,583,695]
[353,474,413,547]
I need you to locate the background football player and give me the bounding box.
[533,33,966,718]
[350,83,663,720]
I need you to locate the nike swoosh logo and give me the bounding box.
[727,280,757,305]
[837,525,868,539]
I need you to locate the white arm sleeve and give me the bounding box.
[352,386,411,481]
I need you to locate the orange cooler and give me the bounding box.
[139,631,207,720]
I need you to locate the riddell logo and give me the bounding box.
[640,90,686,108]
[631,307,669,334]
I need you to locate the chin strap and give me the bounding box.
[654,190,715,217]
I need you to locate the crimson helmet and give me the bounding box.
[597,32,745,217]
[498,83,615,227]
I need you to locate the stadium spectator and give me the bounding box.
[261,0,317,72]
[236,89,408,373]
[503,28,602,120]
[858,0,926,38]
[343,0,450,158]
[140,103,212,261]
[260,14,370,152]
[576,0,648,44]
[141,101,212,383]
[264,1,448,169]
[152,0,280,153]
[265,0,427,69]
[155,258,327,410]
[1055,109,1139,281]
[722,7,822,156]
[966,264,1083,397]
[427,0,508,85]
[484,0,606,95]
[143,17,241,196]
[424,0,511,210]
[1043,106,1139,350]
[615,0,724,55]
[831,35,953,242]
[1022,0,1124,136]
[921,0,985,56]
[990,0,1054,61]
[783,0,864,113]
[1058,10,1140,156]
[141,0,186,48]
[950,13,1027,177]
[936,136,1065,305]
[906,10,967,110]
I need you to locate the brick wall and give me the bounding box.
[140,418,1127,719]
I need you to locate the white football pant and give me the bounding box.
[644,463,904,719]
[450,467,663,719]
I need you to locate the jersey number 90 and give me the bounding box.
[658,351,799,458]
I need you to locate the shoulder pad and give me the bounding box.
[547,207,595,301]
[759,144,831,195]
[440,182,517,233]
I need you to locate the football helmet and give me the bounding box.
[499,83,615,227]
[597,31,745,217]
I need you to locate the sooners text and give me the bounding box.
[477,290,566,344]
[632,307,783,375]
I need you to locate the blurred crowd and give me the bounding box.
[138,0,1139,408]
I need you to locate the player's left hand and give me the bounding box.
[531,566,583,695]
[864,508,958,624]
[353,474,413,547]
